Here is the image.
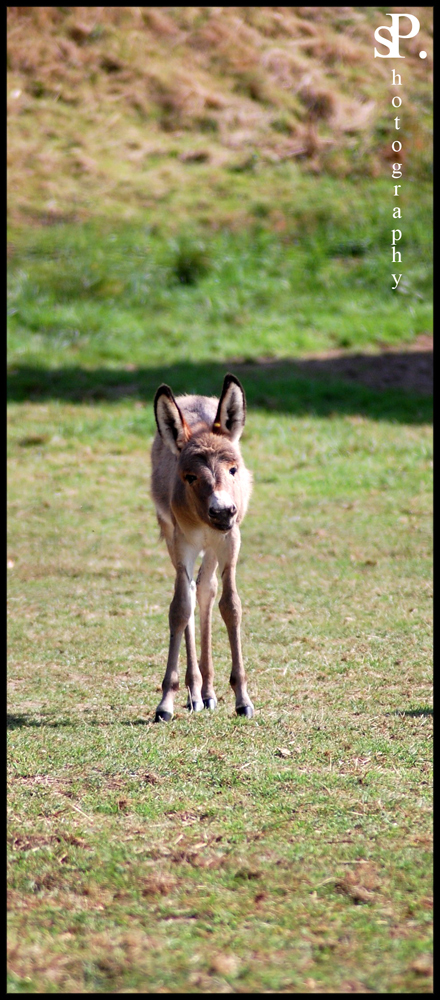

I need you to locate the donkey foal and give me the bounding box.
[151,374,254,722]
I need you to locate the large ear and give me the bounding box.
[154,385,191,455]
[212,374,246,442]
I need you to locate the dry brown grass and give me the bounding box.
[7,6,433,224]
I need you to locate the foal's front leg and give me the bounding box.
[196,549,219,709]
[155,534,203,722]
[184,577,204,713]
[217,527,254,718]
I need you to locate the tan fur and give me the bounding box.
[151,375,254,721]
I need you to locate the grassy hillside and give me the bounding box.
[7,6,433,227]
[7,8,433,360]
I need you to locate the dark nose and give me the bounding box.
[209,502,237,520]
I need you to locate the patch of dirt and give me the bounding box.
[252,335,433,395]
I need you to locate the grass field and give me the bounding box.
[7,187,433,1000]
[8,6,432,994]
[7,374,432,992]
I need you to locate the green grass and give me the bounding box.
[8,176,432,374]
[7,394,432,992]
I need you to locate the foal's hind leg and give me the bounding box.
[196,549,218,709]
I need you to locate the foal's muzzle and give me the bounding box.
[208,502,237,531]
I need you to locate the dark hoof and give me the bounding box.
[236,705,254,718]
[203,697,217,711]
[154,710,173,723]
[186,699,204,712]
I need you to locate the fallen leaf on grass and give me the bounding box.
[276,747,292,758]
[335,878,374,903]
[210,953,239,976]
[143,771,161,784]
[339,981,370,993]
[234,868,261,881]
[141,875,176,897]
[410,954,433,976]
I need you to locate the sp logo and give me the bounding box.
[374,13,420,58]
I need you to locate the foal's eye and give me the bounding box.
[185,474,197,484]
[229,466,237,476]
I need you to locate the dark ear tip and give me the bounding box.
[154,384,175,421]
[154,384,174,405]
[223,373,243,391]
[221,374,246,409]
[154,384,178,436]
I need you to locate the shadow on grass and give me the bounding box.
[7,354,432,424]
[6,713,154,729]
[7,713,74,729]
[388,707,433,718]
[8,709,432,731]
